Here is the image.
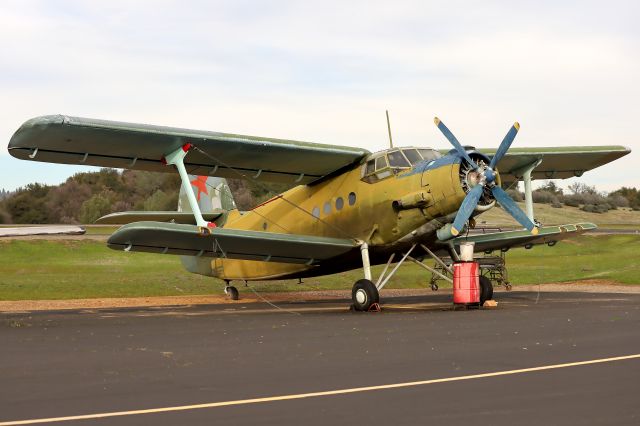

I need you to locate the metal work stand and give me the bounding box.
[429,250,511,291]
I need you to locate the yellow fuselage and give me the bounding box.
[212,158,468,280]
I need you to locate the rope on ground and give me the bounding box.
[246,284,302,316]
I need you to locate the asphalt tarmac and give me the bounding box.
[1,291,639,425]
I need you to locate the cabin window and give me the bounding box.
[402,149,422,165]
[312,207,320,218]
[336,197,344,210]
[348,192,356,206]
[323,201,331,215]
[387,150,411,168]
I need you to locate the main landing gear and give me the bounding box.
[351,242,453,311]
[479,275,494,305]
[352,279,379,311]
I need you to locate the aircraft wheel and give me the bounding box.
[431,283,439,291]
[505,282,513,291]
[225,286,239,301]
[352,279,379,311]
[479,276,493,305]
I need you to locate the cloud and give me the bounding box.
[0,0,638,191]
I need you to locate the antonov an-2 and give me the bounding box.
[8,115,630,310]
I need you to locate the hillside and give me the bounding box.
[0,169,287,225]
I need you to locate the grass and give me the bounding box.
[480,203,640,227]
[0,234,638,301]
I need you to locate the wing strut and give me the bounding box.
[163,143,212,230]
[512,158,542,221]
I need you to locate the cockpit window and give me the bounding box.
[402,149,422,165]
[365,160,375,175]
[419,149,441,162]
[375,156,388,170]
[387,150,410,168]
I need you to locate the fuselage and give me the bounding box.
[199,147,495,281]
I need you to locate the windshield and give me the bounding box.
[387,150,411,168]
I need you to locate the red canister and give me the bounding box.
[453,262,480,305]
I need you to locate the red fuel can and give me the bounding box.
[453,262,480,305]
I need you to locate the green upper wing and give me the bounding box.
[107,221,357,265]
[438,146,630,180]
[453,222,596,253]
[481,146,630,181]
[8,115,369,184]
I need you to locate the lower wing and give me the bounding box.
[107,221,357,265]
[453,222,596,252]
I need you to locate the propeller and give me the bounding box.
[433,117,538,237]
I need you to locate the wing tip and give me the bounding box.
[433,117,441,126]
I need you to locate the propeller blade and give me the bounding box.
[434,117,478,169]
[491,186,539,234]
[451,185,484,236]
[489,122,520,169]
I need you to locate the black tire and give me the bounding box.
[226,286,239,301]
[479,276,493,305]
[352,279,379,311]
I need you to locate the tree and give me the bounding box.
[567,182,597,195]
[2,183,52,223]
[46,180,92,223]
[610,187,639,209]
[143,189,178,211]
[537,181,563,195]
[79,193,113,224]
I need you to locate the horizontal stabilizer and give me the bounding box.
[107,221,357,265]
[454,222,596,253]
[96,210,225,225]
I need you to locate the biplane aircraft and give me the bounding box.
[8,115,630,310]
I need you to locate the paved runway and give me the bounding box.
[1,291,639,425]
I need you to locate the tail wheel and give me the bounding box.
[479,276,493,305]
[225,286,239,301]
[352,279,379,311]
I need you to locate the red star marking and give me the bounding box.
[190,175,209,201]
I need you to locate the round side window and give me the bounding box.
[335,197,344,210]
[348,192,356,206]
[323,201,331,215]
[312,207,320,218]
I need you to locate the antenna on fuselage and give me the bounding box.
[386,110,394,148]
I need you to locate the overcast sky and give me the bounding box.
[1,0,638,192]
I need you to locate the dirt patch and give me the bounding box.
[0,283,638,312]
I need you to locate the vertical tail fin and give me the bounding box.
[178,175,236,215]
[179,175,235,277]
